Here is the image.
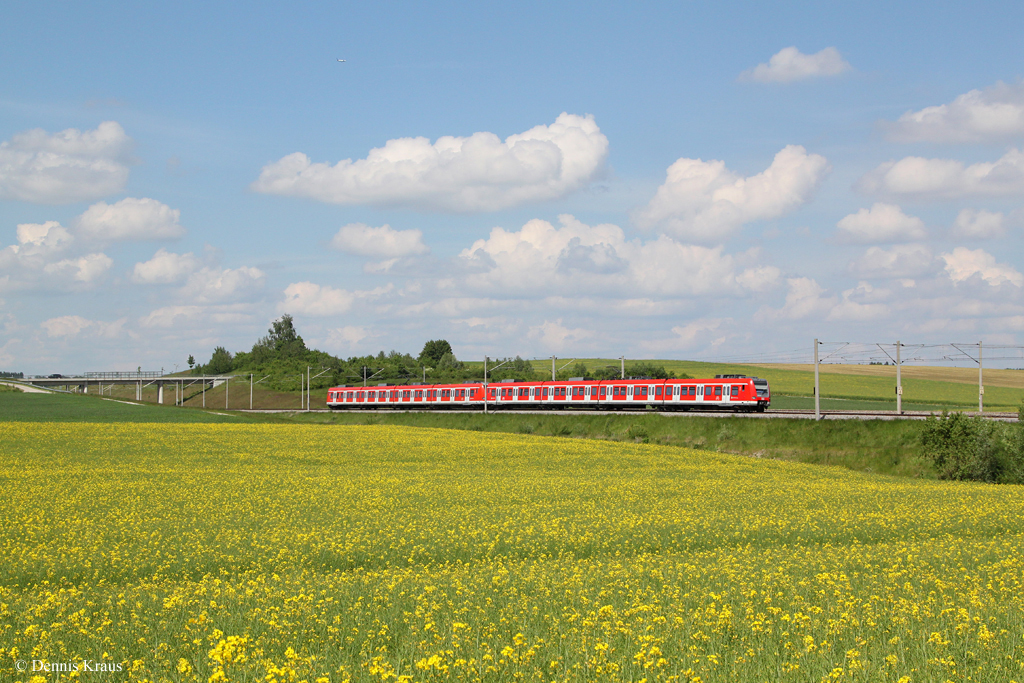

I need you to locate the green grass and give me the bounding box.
[769,394,963,412]
[0,391,254,423]
[292,409,935,478]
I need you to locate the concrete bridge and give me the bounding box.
[23,374,234,404]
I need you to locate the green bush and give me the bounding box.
[625,424,650,443]
[921,412,1023,484]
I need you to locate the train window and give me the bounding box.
[656,386,662,396]
[689,386,696,396]
[715,386,722,396]
[731,386,739,397]
[639,386,646,396]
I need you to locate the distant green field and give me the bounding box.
[512,358,1023,410]
[0,392,252,423]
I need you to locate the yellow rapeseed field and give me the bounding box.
[1,423,1023,683]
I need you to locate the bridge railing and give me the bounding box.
[82,371,166,379]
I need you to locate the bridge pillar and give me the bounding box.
[157,381,164,404]
[79,383,87,394]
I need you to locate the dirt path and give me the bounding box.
[0,381,51,393]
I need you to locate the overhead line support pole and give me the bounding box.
[814,338,820,421]
[979,340,983,413]
[896,341,902,415]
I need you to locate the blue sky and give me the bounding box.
[3,1,1024,373]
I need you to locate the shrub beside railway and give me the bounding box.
[922,410,1024,484]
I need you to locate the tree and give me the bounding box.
[187,355,195,369]
[251,314,307,363]
[419,339,454,366]
[207,346,234,375]
[436,352,464,371]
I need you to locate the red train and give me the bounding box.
[326,375,770,412]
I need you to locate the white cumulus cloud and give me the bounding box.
[42,253,113,284]
[131,248,201,284]
[459,214,780,298]
[739,47,851,84]
[835,203,926,243]
[0,121,132,203]
[0,220,111,292]
[669,318,732,348]
[75,197,184,241]
[180,266,265,303]
[281,282,356,316]
[15,221,74,250]
[849,244,936,279]
[950,208,1005,239]
[886,81,1024,143]
[756,277,837,321]
[325,325,370,350]
[330,223,429,257]
[941,247,1024,287]
[857,148,1024,199]
[251,113,608,211]
[634,145,829,242]
[826,282,890,321]
[528,319,595,351]
[41,315,126,339]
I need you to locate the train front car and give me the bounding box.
[661,376,766,412]
[752,377,770,411]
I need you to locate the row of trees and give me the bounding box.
[189,315,682,393]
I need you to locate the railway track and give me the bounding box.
[244,407,1019,421]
